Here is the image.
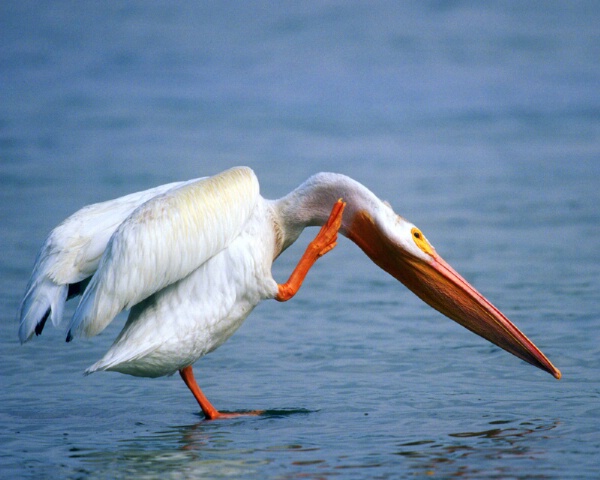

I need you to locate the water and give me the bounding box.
[1,1,599,478]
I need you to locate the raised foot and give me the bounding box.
[311,199,346,257]
[276,199,346,302]
[205,410,264,421]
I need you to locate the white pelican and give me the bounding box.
[18,166,560,420]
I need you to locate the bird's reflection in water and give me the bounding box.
[69,410,312,477]
[176,408,313,450]
[70,416,559,479]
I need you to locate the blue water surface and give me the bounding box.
[1,1,599,478]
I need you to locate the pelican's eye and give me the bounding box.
[411,227,434,256]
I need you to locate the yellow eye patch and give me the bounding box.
[411,227,434,256]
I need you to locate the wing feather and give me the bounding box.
[67,166,260,340]
[18,179,191,343]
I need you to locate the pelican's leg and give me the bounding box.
[179,366,262,420]
[179,366,221,419]
[276,199,346,302]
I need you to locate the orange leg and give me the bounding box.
[276,199,346,302]
[179,365,261,420]
[179,366,220,419]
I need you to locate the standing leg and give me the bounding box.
[179,366,221,419]
[276,199,346,302]
[179,365,261,420]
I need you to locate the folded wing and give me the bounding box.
[66,166,260,340]
[18,179,190,343]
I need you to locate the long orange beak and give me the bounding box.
[347,211,561,379]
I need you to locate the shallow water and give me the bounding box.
[2,1,600,478]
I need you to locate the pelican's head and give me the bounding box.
[344,202,561,379]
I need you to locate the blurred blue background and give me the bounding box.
[1,1,599,478]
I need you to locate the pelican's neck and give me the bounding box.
[271,172,384,255]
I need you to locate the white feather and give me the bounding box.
[18,179,191,343]
[86,198,279,377]
[67,166,260,340]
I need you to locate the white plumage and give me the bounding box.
[18,178,193,342]
[86,195,278,377]
[18,166,560,419]
[68,167,259,340]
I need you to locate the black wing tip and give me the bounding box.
[34,309,51,337]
